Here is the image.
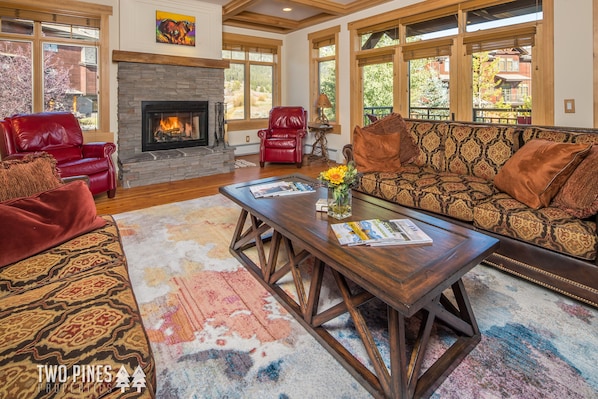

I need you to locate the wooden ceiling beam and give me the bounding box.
[222,0,257,20]
[229,11,302,30]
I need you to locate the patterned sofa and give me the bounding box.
[0,154,155,398]
[344,118,598,308]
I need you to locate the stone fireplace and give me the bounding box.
[115,51,234,188]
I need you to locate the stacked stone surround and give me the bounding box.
[117,62,234,188]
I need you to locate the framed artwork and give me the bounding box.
[155,10,196,46]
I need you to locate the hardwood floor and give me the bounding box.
[94,154,332,215]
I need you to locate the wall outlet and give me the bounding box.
[245,135,250,143]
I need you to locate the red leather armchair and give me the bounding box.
[258,106,307,168]
[0,112,117,198]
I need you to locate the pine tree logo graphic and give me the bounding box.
[115,364,146,393]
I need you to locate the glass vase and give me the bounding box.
[328,187,352,219]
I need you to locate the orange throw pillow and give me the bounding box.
[353,125,403,173]
[363,113,419,164]
[494,139,592,209]
[0,180,106,267]
[552,145,598,218]
[0,153,63,201]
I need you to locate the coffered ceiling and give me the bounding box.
[198,0,393,34]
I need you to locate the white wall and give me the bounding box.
[553,0,593,127]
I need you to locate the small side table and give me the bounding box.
[308,122,333,162]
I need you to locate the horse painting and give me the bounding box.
[155,12,195,46]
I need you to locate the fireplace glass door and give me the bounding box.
[142,101,208,151]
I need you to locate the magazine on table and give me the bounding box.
[331,218,433,246]
[250,180,315,198]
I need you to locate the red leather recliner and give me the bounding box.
[0,112,117,198]
[258,106,307,168]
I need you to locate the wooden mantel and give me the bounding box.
[112,50,230,69]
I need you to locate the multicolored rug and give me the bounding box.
[113,194,598,399]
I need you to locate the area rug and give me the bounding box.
[234,159,257,168]
[113,194,598,399]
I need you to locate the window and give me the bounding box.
[348,0,550,127]
[223,33,281,129]
[0,2,111,131]
[309,26,339,124]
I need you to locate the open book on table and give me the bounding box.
[250,180,315,198]
[331,218,433,247]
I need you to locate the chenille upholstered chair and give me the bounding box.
[258,106,307,168]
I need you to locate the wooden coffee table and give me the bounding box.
[219,174,499,399]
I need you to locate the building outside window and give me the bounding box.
[0,12,103,130]
[349,0,546,126]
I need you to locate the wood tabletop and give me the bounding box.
[220,174,499,317]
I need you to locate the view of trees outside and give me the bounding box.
[362,61,393,122]
[0,41,33,115]
[223,51,273,121]
[249,64,272,119]
[318,44,336,122]
[360,47,531,123]
[409,56,450,119]
[0,39,99,129]
[224,62,245,120]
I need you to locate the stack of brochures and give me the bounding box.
[250,181,315,198]
[331,218,433,246]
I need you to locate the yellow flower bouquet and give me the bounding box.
[319,162,358,219]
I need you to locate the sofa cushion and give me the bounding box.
[444,123,518,180]
[57,157,111,177]
[358,165,497,221]
[363,113,419,164]
[474,193,597,261]
[0,260,156,397]
[0,215,123,298]
[0,180,106,268]
[552,145,598,219]
[404,120,447,171]
[0,153,63,202]
[353,125,403,173]
[494,139,592,209]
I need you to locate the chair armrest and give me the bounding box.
[297,129,307,139]
[82,142,116,158]
[62,175,90,187]
[257,129,269,139]
[342,144,354,163]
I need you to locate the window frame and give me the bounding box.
[308,26,340,132]
[222,32,282,132]
[0,0,112,132]
[348,0,553,128]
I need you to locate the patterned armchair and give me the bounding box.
[258,106,307,168]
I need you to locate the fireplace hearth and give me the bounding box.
[142,100,208,151]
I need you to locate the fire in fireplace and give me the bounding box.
[142,100,208,151]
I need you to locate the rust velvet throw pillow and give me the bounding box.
[0,180,106,267]
[494,139,592,209]
[552,145,598,218]
[0,153,63,202]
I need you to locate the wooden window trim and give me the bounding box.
[0,0,112,132]
[348,0,553,128]
[223,33,282,130]
[309,26,340,130]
